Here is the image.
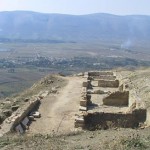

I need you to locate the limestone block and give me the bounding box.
[87,94,91,101]
[81,87,87,94]
[15,124,24,134]
[80,100,87,107]
[82,81,88,87]
[74,122,85,128]
[88,71,113,76]
[3,110,12,117]
[84,72,88,78]
[11,105,19,111]
[94,75,116,80]
[98,80,119,88]
[79,106,87,111]
[75,117,85,128]
[21,117,29,127]
[31,111,41,118]
[28,116,35,121]
[77,72,84,76]
[119,84,124,92]
[81,94,87,100]
[93,90,105,94]
[24,98,29,102]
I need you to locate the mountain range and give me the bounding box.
[0,11,150,42]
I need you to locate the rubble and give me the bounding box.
[11,105,19,111]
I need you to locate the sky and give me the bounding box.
[0,0,150,15]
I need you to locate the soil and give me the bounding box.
[0,68,150,150]
[28,76,84,135]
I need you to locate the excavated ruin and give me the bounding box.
[75,71,147,130]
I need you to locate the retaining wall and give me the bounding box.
[98,80,119,88]
[94,75,116,80]
[83,111,146,130]
[10,99,40,131]
[103,91,129,106]
[88,71,113,76]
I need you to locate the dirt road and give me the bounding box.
[29,76,83,134]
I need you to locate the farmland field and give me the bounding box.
[0,40,150,98]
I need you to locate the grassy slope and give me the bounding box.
[0,68,55,99]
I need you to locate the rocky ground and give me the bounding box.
[0,128,150,150]
[0,68,150,150]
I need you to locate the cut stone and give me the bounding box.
[79,106,87,111]
[80,100,87,107]
[15,124,24,134]
[11,105,19,111]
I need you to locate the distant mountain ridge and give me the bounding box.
[0,11,150,42]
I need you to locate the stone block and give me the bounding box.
[15,124,24,134]
[80,100,87,107]
[98,80,119,88]
[81,87,87,94]
[82,81,88,87]
[88,71,113,76]
[30,111,41,118]
[21,117,29,127]
[3,110,12,117]
[75,117,85,128]
[79,106,87,111]
[11,105,19,111]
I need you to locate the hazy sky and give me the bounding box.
[0,0,150,15]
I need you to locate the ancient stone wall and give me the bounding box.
[98,80,119,88]
[75,70,147,130]
[0,98,40,136]
[94,75,116,80]
[83,112,145,130]
[103,91,129,106]
[10,99,40,131]
[119,84,124,92]
[88,71,113,76]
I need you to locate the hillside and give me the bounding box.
[0,11,150,41]
[0,68,150,149]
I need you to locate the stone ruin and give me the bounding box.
[75,71,146,130]
[0,89,50,136]
[0,97,41,136]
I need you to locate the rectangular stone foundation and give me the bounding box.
[75,70,146,130]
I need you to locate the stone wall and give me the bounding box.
[82,79,92,88]
[146,108,150,125]
[98,80,119,88]
[83,111,146,130]
[88,71,113,76]
[80,93,91,110]
[0,98,40,136]
[94,75,116,80]
[10,99,40,131]
[75,70,147,130]
[103,91,129,106]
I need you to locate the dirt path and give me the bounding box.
[29,76,83,134]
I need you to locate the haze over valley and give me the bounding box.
[0,11,150,98]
